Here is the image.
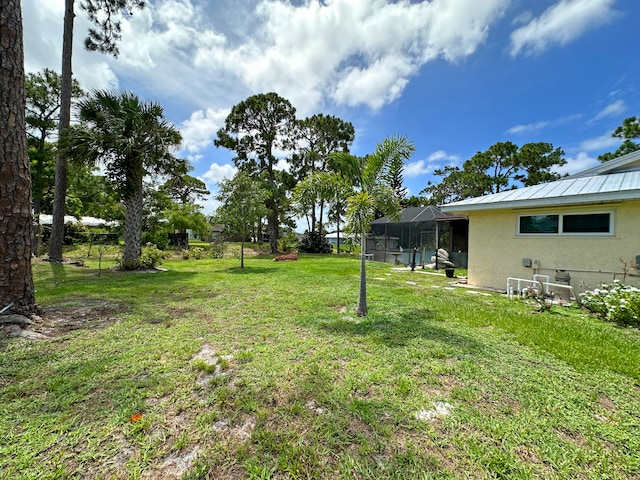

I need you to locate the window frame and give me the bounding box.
[516,211,614,237]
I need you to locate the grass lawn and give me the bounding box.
[1,252,639,479]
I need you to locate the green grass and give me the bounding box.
[1,252,639,479]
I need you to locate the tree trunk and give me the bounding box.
[240,239,245,269]
[310,202,316,234]
[122,179,143,269]
[356,230,368,316]
[318,199,324,235]
[0,0,38,316]
[336,217,341,254]
[48,0,74,262]
[267,209,278,254]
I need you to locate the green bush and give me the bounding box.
[40,222,89,246]
[182,246,205,260]
[209,237,225,259]
[138,243,167,269]
[296,230,331,254]
[142,231,169,250]
[581,281,640,326]
[278,233,298,253]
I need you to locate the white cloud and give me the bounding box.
[592,99,626,122]
[331,57,413,110]
[507,121,551,135]
[578,132,620,152]
[428,150,461,164]
[197,197,221,216]
[22,0,123,92]
[180,108,230,153]
[201,163,237,185]
[510,0,618,57]
[507,114,582,136]
[512,10,535,26]
[79,63,120,92]
[24,0,509,117]
[405,160,433,178]
[554,151,599,175]
[406,150,460,177]
[275,158,292,173]
[205,0,509,113]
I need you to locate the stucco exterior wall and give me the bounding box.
[466,200,640,293]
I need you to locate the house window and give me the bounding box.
[562,213,610,233]
[519,215,559,234]
[518,212,612,235]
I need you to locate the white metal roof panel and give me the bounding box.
[441,170,640,213]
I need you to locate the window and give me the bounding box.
[518,212,612,235]
[562,213,610,233]
[519,215,558,234]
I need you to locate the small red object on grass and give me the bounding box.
[129,413,143,423]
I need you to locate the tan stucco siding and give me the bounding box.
[466,200,640,293]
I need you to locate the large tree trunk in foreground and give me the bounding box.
[0,0,38,316]
[48,0,74,262]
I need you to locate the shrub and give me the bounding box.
[274,253,298,262]
[296,230,331,254]
[138,243,167,269]
[278,233,298,253]
[142,231,169,250]
[182,246,205,260]
[581,281,640,326]
[209,237,225,259]
[63,222,89,245]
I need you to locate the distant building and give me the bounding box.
[38,214,118,227]
[325,232,351,246]
[200,224,225,242]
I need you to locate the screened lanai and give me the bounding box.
[368,206,468,268]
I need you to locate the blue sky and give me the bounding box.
[23,0,639,215]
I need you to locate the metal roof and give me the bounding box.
[372,206,465,224]
[440,151,640,213]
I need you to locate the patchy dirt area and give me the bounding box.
[0,297,126,340]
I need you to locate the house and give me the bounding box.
[440,150,640,294]
[201,224,225,242]
[325,232,351,247]
[369,206,468,267]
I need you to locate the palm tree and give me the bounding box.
[332,134,415,316]
[292,170,352,251]
[62,90,183,269]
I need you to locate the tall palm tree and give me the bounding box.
[49,0,146,262]
[62,90,183,269]
[332,134,415,316]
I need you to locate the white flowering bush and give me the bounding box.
[580,281,640,326]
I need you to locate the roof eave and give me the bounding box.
[440,190,640,214]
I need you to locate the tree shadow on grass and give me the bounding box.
[318,309,483,351]
[225,266,278,274]
[48,261,68,279]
